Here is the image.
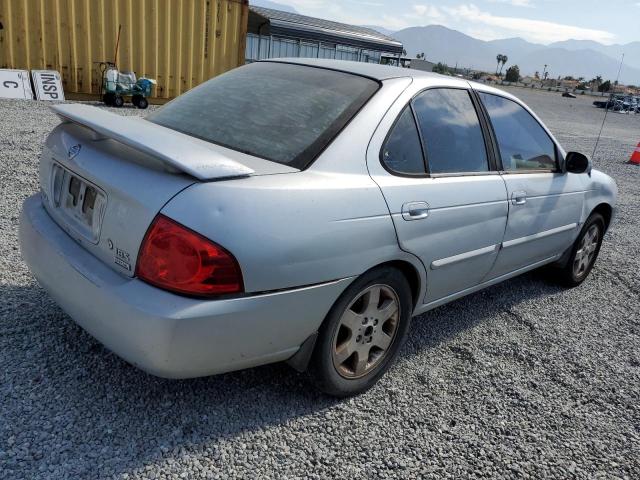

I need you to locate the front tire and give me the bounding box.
[554,213,605,287]
[308,267,412,397]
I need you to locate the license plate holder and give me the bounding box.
[50,163,106,244]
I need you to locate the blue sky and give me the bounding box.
[254,0,640,45]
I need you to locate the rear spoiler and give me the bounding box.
[51,104,254,181]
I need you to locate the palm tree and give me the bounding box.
[496,54,503,74]
[499,55,508,76]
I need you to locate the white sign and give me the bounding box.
[32,70,65,101]
[0,69,34,100]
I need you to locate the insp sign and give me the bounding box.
[31,70,65,101]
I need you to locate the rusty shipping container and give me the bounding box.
[0,0,249,99]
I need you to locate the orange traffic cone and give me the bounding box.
[630,143,640,165]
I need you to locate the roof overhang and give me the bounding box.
[268,20,403,54]
[249,8,403,54]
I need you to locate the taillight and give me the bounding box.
[136,215,243,297]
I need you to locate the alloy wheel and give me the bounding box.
[573,224,599,279]
[331,284,400,379]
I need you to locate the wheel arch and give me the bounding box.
[554,201,612,270]
[360,258,425,311]
[591,202,613,231]
[381,260,421,309]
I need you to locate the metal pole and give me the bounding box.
[257,35,261,61]
[114,24,122,66]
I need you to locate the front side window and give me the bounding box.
[147,62,379,169]
[478,92,557,171]
[412,88,489,174]
[381,107,426,175]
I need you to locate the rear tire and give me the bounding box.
[136,97,148,109]
[552,213,605,287]
[308,267,412,397]
[113,95,124,108]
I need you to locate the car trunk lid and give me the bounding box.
[40,105,297,278]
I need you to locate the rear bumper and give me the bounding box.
[19,195,353,378]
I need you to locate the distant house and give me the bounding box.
[246,6,403,64]
[559,79,579,89]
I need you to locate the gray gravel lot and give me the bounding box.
[1,88,639,479]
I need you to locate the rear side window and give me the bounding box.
[413,88,488,174]
[381,107,426,175]
[478,92,557,171]
[147,62,379,169]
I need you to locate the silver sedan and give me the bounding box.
[20,59,617,396]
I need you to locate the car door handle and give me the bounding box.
[511,191,527,205]
[402,202,430,221]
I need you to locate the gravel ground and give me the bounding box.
[1,89,639,479]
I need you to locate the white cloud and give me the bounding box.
[413,4,428,15]
[278,0,328,8]
[443,4,616,44]
[487,0,533,7]
[277,1,432,31]
[353,0,385,6]
[412,4,445,20]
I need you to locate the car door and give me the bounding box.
[367,86,509,304]
[476,90,586,279]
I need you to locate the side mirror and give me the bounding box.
[564,151,591,174]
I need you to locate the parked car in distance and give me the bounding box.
[20,59,617,397]
[593,95,624,109]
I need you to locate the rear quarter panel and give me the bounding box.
[161,171,410,293]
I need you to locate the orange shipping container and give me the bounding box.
[0,0,249,99]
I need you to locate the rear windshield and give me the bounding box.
[147,62,380,169]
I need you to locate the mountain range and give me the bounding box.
[380,25,640,84]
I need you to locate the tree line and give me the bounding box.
[422,51,625,92]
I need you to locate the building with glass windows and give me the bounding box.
[246,6,403,64]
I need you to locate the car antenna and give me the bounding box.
[591,53,624,160]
